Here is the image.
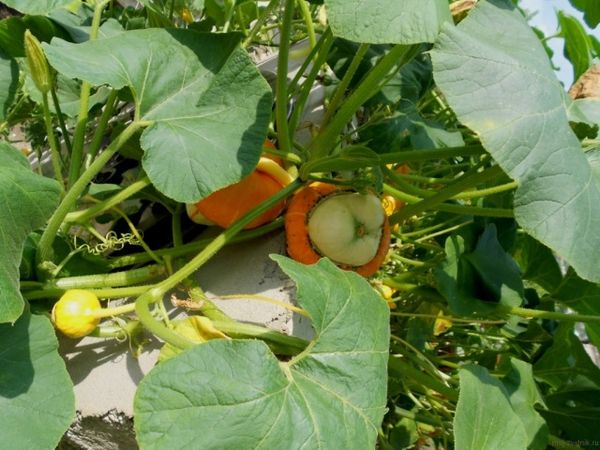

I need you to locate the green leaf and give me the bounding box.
[135,257,390,450]
[435,234,497,316]
[0,15,66,58]
[1,0,72,15]
[431,0,600,283]
[361,109,465,152]
[463,224,524,304]
[454,364,528,450]
[23,71,110,118]
[0,50,17,121]
[511,233,563,294]
[44,29,272,202]
[569,0,600,28]
[502,358,549,450]
[551,269,600,349]
[0,313,75,449]
[568,97,600,128]
[48,7,124,43]
[435,226,523,316]
[534,323,600,390]
[0,142,62,323]
[558,12,596,81]
[543,388,600,445]
[324,0,451,44]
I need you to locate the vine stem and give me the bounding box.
[213,320,308,355]
[68,0,110,187]
[389,311,506,325]
[287,29,333,138]
[41,92,64,186]
[24,285,153,301]
[413,221,473,243]
[51,264,164,290]
[108,217,285,268]
[65,175,151,223]
[84,89,118,169]
[379,145,485,164]
[386,165,517,201]
[389,357,458,401]
[92,302,137,319]
[505,306,600,324]
[242,0,279,48]
[393,407,444,427]
[50,86,72,154]
[309,44,421,159]
[383,184,514,219]
[222,0,235,32]
[134,179,303,349]
[218,294,309,316]
[389,165,507,224]
[321,43,369,127]
[263,146,303,164]
[287,31,327,97]
[275,0,296,155]
[90,319,140,339]
[37,120,150,267]
[296,0,316,49]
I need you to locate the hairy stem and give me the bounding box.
[85,89,119,168]
[41,92,64,187]
[505,306,600,324]
[65,175,151,223]
[389,165,506,224]
[275,0,296,155]
[322,43,369,126]
[50,86,72,154]
[37,121,150,267]
[309,44,421,159]
[68,0,111,187]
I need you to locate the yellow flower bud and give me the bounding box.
[181,7,194,25]
[24,29,53,94]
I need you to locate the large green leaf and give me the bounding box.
[0,15,67,58]
[534,324,600,390]
[1,0,72,15]
[436,234,495,316]
[454,364,528,450]
[0,313,75,449]
[44,29,272,202]
[543,388,600,446]
[552,269,600,349]
[559,12,597,81]
[431,0,600,282]
[0,142,62,323]
[511,234,563,294]
[48,7,124,43]
[0,50,17,121]
[134,257,390,449]
[435,226,523,316]
[324,0,451,44]
[502,358,548,450]
[23,71,110,118]
[463,224,524,304]
[569,0,600,28]
[568,97,600,128]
